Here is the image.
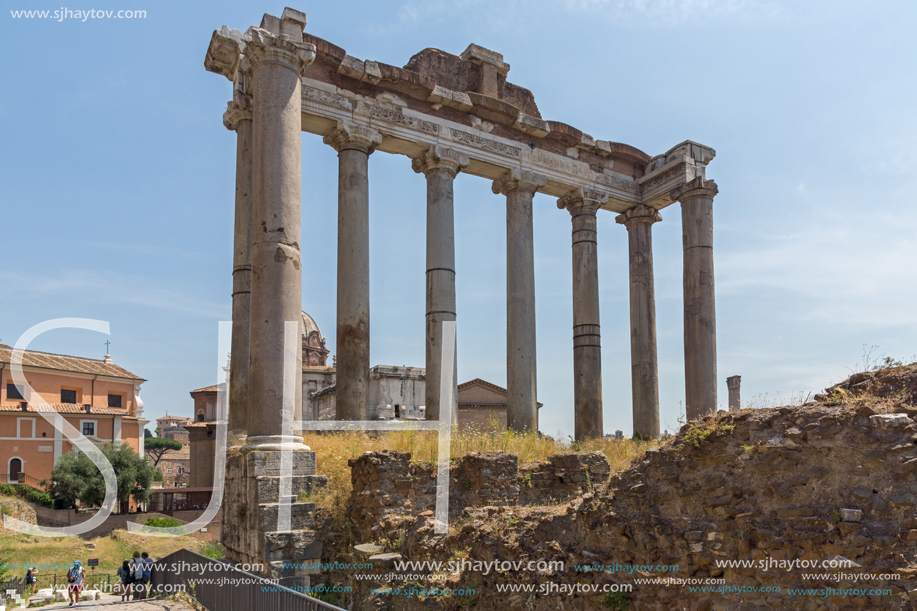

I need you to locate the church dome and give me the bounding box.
[301,311,330,367]
[301,311,323,341]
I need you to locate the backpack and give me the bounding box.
[25,572,35,584]
[68,567,79,583]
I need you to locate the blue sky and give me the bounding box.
[1,1,915,439]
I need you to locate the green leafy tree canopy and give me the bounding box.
[48,443,159,507]
[145,437,183,466]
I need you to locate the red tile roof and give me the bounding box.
[190,385,219,394]
[0,345,144,381]
[0,403,136,417]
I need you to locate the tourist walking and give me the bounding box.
[116,559,133,601]
[129,552,145,599]
[67,560,85,607]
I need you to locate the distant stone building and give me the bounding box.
[313,374,541,430]
[456,378,542,432]
[185,385,217,488]
[313,365,426,421]
[157,444,190,488]
[157,415,191,443]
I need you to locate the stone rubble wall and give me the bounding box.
[348,450,609,539]
[384,402,917,610]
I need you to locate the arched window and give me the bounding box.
[196,413,205,422]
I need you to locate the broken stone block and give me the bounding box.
[840,508,863,522]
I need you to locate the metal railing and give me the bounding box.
[152,548,346,611]
[0,472,47,489]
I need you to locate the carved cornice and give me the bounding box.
[557,188,607,216]
[223,98,252,131]
[615,204,662,227]
[241,27,316,77]
[491,168,546,196]
[669,177,719,203]
[411,145,470,177]
[322,122,383,154]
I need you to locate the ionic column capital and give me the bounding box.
[223,98,252,131]
[557,188,607,216]
[411,145,470,177]
[323,122,383,154]
[615,204,662,228]
[241,27,316,78]
[492,168,547,196]
[669,177,719,202]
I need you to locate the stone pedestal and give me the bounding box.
[671,178,719,421]
[727,375,741,412]
[558,188,606,441]
[222,450,327,589]
[413,146,469,423]
[616,204,662,440]
[325,122,382,421]
[493,169,546,433]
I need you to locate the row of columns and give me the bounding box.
[222,24,721,444]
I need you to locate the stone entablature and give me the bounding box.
[205,25,714,211]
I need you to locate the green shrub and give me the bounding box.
[144,516,183,528]
[0,484,16,497]
[200,542,225,560]
[22,487,53,507]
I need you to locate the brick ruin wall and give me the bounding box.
[348,450,610,539]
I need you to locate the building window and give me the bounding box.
[177,466,183,474]
[166,467,172,474]
[82,421,95,436]
[61,389,77,404]
[7,384,24,400]
[107,394,122,408]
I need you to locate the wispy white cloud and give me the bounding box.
[0,270,228,320]
[384,0,784,33]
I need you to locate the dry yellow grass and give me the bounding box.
[302,427,659,545]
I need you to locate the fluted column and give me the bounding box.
[616,204,662,439]
[412,146,469,423]
[324,122,382,421]
[671,177,720,420]
[243,27,315,449]
[224,90,252,447]
[558,188,607,441]
[492,169,546,433]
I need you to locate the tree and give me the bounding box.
[145,437,183,466]
[144,428,153,439]
[48,443,159,507]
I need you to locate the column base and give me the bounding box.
[222,449,327,592]
[241,435,311,453]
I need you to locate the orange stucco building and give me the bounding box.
[0,344,148,484]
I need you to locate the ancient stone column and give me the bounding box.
[727,375,741,412]
[224,89,252,447]
[558,188,607,441]
[324,122,382,421]
[412,146,469,423]
[492,169,546,433]
[244,22,315,448]
[616,204,663,440]
[670,177,720,421]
